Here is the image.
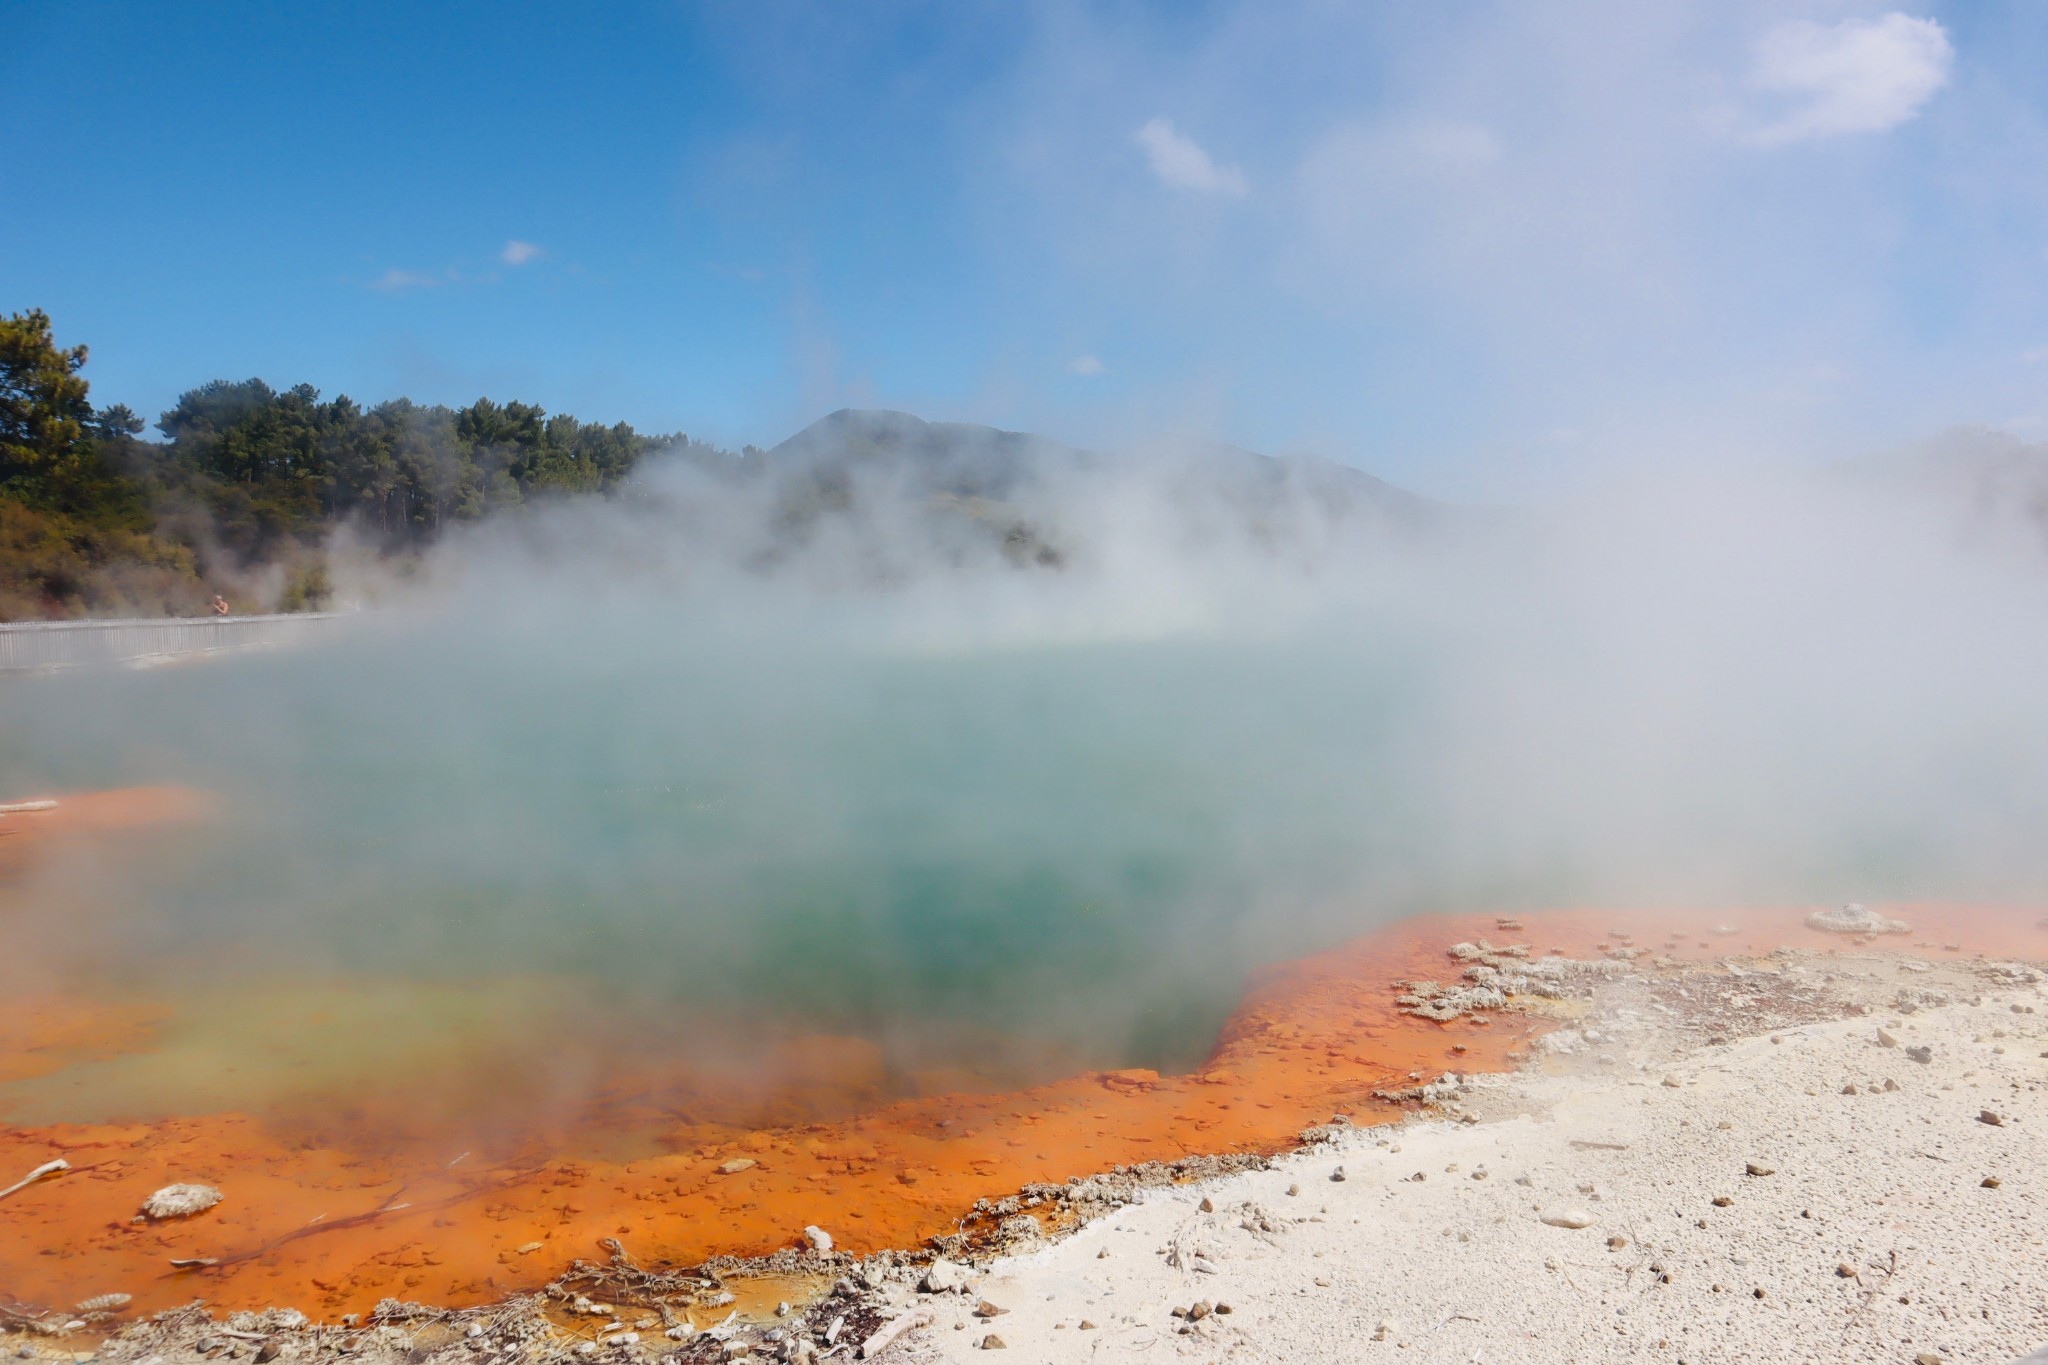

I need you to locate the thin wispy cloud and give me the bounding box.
[371,267,441,293]
[1134,117,1248,198]
[1746,13,1953,146]
[501,239,544,266]
[1067,354,1106,377]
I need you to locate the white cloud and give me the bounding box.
[2022,346,2048,365]
[1067,354,1106,376]
[1748,13,1953,146]
[501,239,544,265]
[1134,117,1248,197]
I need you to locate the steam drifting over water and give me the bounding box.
[6,413,2048,1115]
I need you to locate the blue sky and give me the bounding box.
[5,1,2046,494]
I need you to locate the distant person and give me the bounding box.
[210,595,230,617]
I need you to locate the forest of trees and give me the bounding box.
[0,309,731,619]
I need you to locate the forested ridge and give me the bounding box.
[0,309,733,619]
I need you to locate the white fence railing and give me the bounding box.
[0,612,348,673]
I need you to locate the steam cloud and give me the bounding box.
[5,415,2048,1096]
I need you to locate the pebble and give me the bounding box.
[1711,1196,1732,1208]
[1540,1209,1595,1229]
[1841,1084,1858,1095]
[1836,1263,1858,1278]
[1978,1110,2003,1126]
[978,1335,1006,1351]
[803,1225,833,1252]
[1373,1318,1398,1341]
[1745,1162,1775,1177]
[1661,1075,1681,1088]
[1285,1184,1300,1197]
[972,1301,1008,1319]
[1876,1029,1899,1048]
[1906,1045,1933,1064]
[1198,1197,1214,1213]
[1982,1176,2002,1188]
[1077,1321,1097,1331]
[716,1158,757,1175]
[1329,1166,1347,1182]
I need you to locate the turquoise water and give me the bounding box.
[0,614,1434,1071]
[6,574,2045,1082]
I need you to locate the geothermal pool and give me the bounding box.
[3,563,2047,1318]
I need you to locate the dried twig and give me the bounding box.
[0,1159,69,1203]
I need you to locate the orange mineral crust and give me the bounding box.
[1,900,2043,1319]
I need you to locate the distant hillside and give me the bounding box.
[744,408,1435,569]
[1847,427,2048,536]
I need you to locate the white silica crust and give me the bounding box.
[140,1183,224,1218]
[1805,902,1910,935]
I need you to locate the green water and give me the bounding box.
[4,588,2042,1088]
[0,612,1434,1073]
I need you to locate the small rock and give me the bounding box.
[1978,1110,2003,1126]
[1330,1166,1347,1183]
[920,1259,970,1294]
[1836,1263,1858,1278]
[515,1240,544,1254]
[140,1184,223,1220]
[1883,1078,1900,1092]
[1077,1321,1097,1331]
[978,1337,1005,1352]
[1372,1318,1398,1342]
[716,1158,756,1175]
[1745,1162,1775,1177]
[253,1343,281,1365]
[1841,1084,1858,1095]
[1606,1235,1627,1249]
[1198,1197,1214,1213]
[1876,1029,1899,1048]
[973,1301,1008,1319]
[1661,1076,1681,1088]
[1982,1176,2002,1188]
[1186,1302,1211,1322]
[1906,1045,1933,1064]
[1806,903,1909,935]
[803,1225,833,1252]
[1214,1303,1232,1315]
[1540,1209,1594,1229]
[1915,1354,1945,1365]
[1712,1196,1732,1207]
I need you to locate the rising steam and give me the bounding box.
[4,413,2047,1107]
